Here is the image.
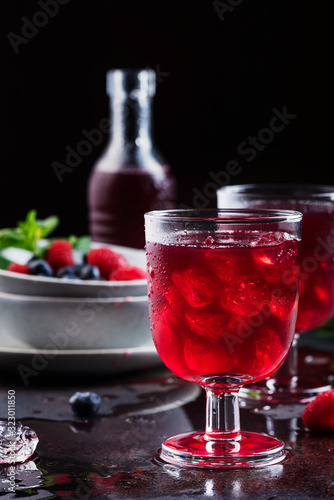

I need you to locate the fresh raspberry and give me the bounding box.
[302,389,334,431]
[109,265,146,281]
[45,240,75,271]
[86,247,127,280]
[6,263,31,275]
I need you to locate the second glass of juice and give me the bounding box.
[217,184,334,402]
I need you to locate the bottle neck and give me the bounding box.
[109,96,153,148]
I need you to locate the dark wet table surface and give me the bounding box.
[1,332,334,500]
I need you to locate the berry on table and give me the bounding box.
[302,388,334,431]
[45,240,75,271]
[6,263,31,275]
[86,247,127,279]
[69,392,102,417]
[109,265,146,281]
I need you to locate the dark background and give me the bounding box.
[1,0,333,237]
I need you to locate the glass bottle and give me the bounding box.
[87,69,177,249]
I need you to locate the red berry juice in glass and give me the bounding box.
[295,210,334,333]
[146,232,300,387]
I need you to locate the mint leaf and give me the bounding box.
[0,254,12,270]
[18,210,59,252]
[18,210,41,251]
[0,228,26,250]
[0,210,59,256]
[69,235,91,254]
[38,216,59,238]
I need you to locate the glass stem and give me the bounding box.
[275,335,299,386]
[204,389,242,441]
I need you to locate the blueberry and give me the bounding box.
[56,265,82,279]
[28,259,53,277]
[79,264,100,280]
[69,391,102,417]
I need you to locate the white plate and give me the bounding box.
[0,290,152,351]
[0,345,162,375]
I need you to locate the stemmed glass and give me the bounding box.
[145,209,302,468]
[217,184,334,403]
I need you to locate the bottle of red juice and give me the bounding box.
[87,69,177,249]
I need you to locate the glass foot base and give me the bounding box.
[159,430,288,469]
[239,376,332,404]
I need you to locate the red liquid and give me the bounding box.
[146,232,300,387]
[295,211,334,333]
[88,167,176,249]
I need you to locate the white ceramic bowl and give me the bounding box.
[0,244,147,298]
[0,290,152,350]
